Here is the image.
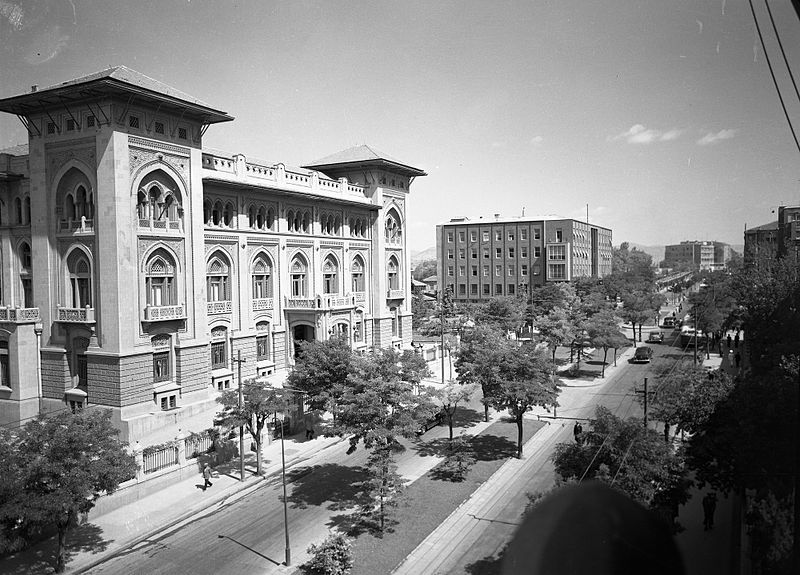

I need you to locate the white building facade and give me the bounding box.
[0,67,424,445]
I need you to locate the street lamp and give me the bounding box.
[275,409,291,567]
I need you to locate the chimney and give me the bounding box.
[30,85,38,93]
[494,213,500,220]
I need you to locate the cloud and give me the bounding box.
[610,124,682,144]
[530,135,543,145]
[697,129,737,145]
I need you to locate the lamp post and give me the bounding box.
[233,350,247,481]
[276,409,291,567]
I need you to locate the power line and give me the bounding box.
[763,0,800,107]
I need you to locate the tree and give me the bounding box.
[455,327,504,422]
[216,380,287,475]
[552,406,688,513]
[535,306,575,367]
[430,382,477,441]
[356,442,405,533]
[620,291,658,344]
[529,283,576,316]
[287,337,354,415]
[411,294,436,331]
[490,342,561,458]
[304,532,354,575]
[412,258,437,281]
[397,348,432,394]
[0,410,137,573]
[584,309,629,377]
[475,296,526,336]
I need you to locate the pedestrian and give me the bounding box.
[734,332,740,349]
[573,421,583,444]
[735,352,741,369]
[726,334,732,349]
[702,492,717,530]
[305,425,315,440]
[202,463,213,490]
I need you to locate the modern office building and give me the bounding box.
[435,215,612,302]
[744,205,800,265]
[662,240,733,271]
[0,67,423,444]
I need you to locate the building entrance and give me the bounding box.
[292,324,316,357]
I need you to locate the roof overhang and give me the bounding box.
[302,158,427,178]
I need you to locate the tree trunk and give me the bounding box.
[255,428,263,475]
[602,348,609,377]
[552,347,557,367]
[55,514,70,573]
[664,422,670,444]
[516,414,524,459]
[631,322,637,346]
[638,324,642,342]
[613,348,618,366]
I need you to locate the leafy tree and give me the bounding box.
[397,348,432,394]
[455,327,504,422]
[411,294,436,331]
[529,283,576,316]
[0,410,137,573]
[610,242,655,289]
[552,406,688,513]
[412,258,437,281]
[305,532,354,575]
[216,380,287,475]
[287,337,354,415]
[430,382,477,441]
[620,291,658,344]
[475,296,526,336]
[356,442,405,533]
[437,435,476,482]
[584,309,629,377]
[534,306,575,367]
[490,342,561,458]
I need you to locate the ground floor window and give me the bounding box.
[69,400,83,413]
[153,352,170,382]
[159,394,177,411]
[256,335,270,361]
[211,341,226,369]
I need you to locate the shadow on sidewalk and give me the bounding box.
[216,534,282,566]
[1,523,111,575]
[287,463,371,511]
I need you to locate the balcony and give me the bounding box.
[386,289,405,300]
[138,217,182,233]
[353,291,366,304]
[144,305,186,322]
[57,217,94,234]
[56,306,95,323]
[283,294,356,311]
[283,297,317,310]
[0,306,40,323]
[252,298,274,312]
[207,301,232,315]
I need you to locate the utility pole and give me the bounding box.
[635,377,651,429]
[233,350,246,482]
[440,291,445,383]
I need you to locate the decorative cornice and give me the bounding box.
[129,135,190,157]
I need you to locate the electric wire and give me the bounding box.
[763,0,800,108]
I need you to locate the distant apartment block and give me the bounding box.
[435,215,612,302]
[662,241,732,271]
[744,205,800,265]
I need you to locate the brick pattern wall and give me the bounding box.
[401,315,413,346]
[231,337,257,380]
[374,318,393,348]
[273,332,287,370]
[88,355,122,407]
[119,353,156,407]
[41,350,71,399]
[177,344,211,394]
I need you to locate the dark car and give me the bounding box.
[647,331,664,344]
[416,409,445,435]
[631,346,653,363]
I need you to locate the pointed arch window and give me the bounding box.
[252,255,273,299]
[15,198,22,225]
[145,252,176,306]
[351,256,365,292]
[290,256,307,297]
[385,211,402,244]
[323,256,339,295]
[387,256,400,291]
[0,341,9,389]
[24,197,31,224]
[207,255,231,302]
[256,321,271,361]
[67,250,92,308]
[19,242,33,308]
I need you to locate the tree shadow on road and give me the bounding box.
[452,406,485,429]
[1,523,110,575]
[463,546,507,575]
[469,433,519,461]
[286,463,372,511]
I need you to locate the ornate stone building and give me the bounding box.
[0,67,424,444]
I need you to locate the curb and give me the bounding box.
[70,435,348,574]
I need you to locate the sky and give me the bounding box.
[1,0,799,254]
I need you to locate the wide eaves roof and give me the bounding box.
[302,144,426,177]
[0,66,233,125]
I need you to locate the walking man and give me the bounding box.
[726,334,732,349]
[702,492,717,530]
[573,421,583,444]
[735,352,741,369]
[734,332,740,349]
[203,463,213,490]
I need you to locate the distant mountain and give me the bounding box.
[627,243,665,265]
[411,246,437,266]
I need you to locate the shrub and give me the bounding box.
[304,533,353,575]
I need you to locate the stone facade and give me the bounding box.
[0,67,424,445]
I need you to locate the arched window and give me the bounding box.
[330,322,349,343]
[387,256,399,290]
[145,250,176,306]
[222,202,234,227]
[203,200,212,225]
[290,255,307,297]
[67,250,92,308]
[322,255,338,295]
[301,211,310,233]
[206,254,230,302]
[385,210,402,243]
[66,193,77,220]
[248,205,256,228]
[24,197,31,224]
[256,321,270,361]
[256,207,265,230]
[286,210,295,232]
[15,198,22,225]
[266,207,275,230]
[19,242,32,308]
[212,201,222,226]
[351,255,365,292]
[252,254,273,299]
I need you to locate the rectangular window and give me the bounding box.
[129,115,140,129]
[482,231,489,242]
[522,264,528,276]
[153,352,170,382]
[459,266,465,277]
[483,266,489,277]
[458,284,466,295]
[534,228,541,240]
[471,284,478,295]
[447,231,454,242]
[508,247,515,258]
[495,284,503,295]
[533,265,541,275]
[178,127,188,140]
[458,231,466,242]
[549,245,566,261]
[483,284,490,295]
[448,249,454,259]
[448,266,454,277]
[549,264,566,279]
[534,246,541,258]
[483,248,489,259]
[508,232,515,241]
[169,395,177,409]
[508,266,515,276]
[160,397,168,411]
[155,121,165,134]
[556,229,563,242]
[471,266,478,276]
[66,118,76,131]
[47,122,56,135]
[77,354,88,387]
[211,341,226,369]
[495,230,502,241]
[470,231,477,242]
[521,247,528,258]
[495,265,502,276]
[471,249,477,259]
[256,335,270,360]
[0,343,8,389]
[459,248,465,259]
[86,115,95,128]
[495,248,502,258]
[508,284,516,295]
[521,229,528,240]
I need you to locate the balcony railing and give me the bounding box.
[56,306,95,323]
[207,301,232,315]
[144,305,186,321]
[284,297,317,309]
[138,218,182,233]
[252,298,274,311]
[0,306,40,323]
[353,291,366,304]
[386,289,404,300]
[283,294,357,310]
[57,217,94,233]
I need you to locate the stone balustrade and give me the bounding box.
[56,306,95,323]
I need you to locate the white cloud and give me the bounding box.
[610,124,682,144]
[530,135,544,145]
[697,129,737,145]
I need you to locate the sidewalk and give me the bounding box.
[2,430,348,574]
[392,345,637,574]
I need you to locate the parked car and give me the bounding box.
[662,317,675,328]
[631,346,654,363]
[416,409,445,435]
[647,331,664,344]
